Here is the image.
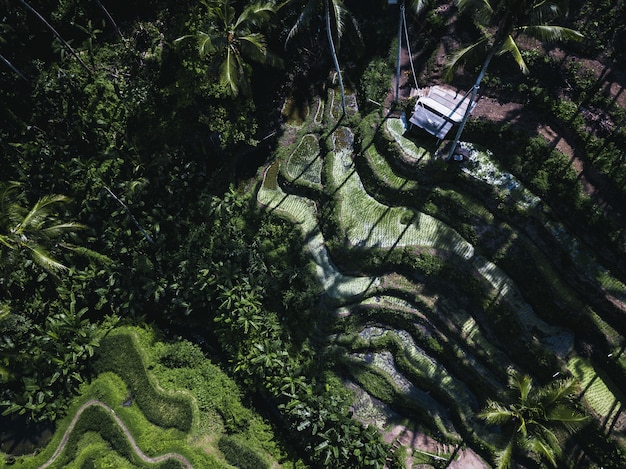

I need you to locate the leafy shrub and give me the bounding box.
[217,435,270,469]
[95,333,193,432]
[360,58,392,111]
[158,340,205,369]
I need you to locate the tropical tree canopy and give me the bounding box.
[479,370,588,469]
[286,0,363,114]
[445,0,583,79]
[0,182,84,274]
[176,0,282,96]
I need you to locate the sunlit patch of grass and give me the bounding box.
[365,145,420,191]
[262,160,279,190]
[462,144,541,210]
[258,172,379,301]
[569,356,623,422]
[285,134,322,186]
[328,151,474,259]
[384,118,430,162]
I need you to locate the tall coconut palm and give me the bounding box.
[176,0,282,97]
[286,0,363,116]
[0,182,85,273]
[445,0,583,159]
[479,370,588,469]
[394,0,438,102]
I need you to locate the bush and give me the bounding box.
[95,333,193,432]
[360,58,392,111]
[217,435,270,469]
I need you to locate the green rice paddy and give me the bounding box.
[257,90,626,467]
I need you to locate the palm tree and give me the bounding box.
[394,0,438,102]
[445,0,583,159]
[479,370,588,469]
[0,182,85,273]
[176,0,282,97]
[286,0,363,116]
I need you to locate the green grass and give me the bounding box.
[384,118,430,162]
[365,145,420,191]
[3,326,295,469]
[328,150,474,259]
[285,133,322,187]
[95,332,194,432]
[259,169,380,301]
[569,356,624,423]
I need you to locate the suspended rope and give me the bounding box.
[402,4,419,91]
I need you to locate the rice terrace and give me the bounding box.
[2,1,626,469]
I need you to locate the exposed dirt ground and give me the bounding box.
[388,23,626,227]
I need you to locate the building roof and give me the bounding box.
[409,86,476,139]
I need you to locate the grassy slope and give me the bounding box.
[257,87,626,467]
[1,326,295,469]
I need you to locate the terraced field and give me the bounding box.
[258,91,626,468]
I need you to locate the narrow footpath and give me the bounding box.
[38,400,193,469]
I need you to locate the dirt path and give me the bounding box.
[38,400,193,469]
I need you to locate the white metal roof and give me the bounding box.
[409,86,476,139]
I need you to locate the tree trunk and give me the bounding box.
[93,0,124,40]
[447,44,498,160]
[325,0,345,116]
[17,0,92,74]
[0,53,28,81]
[394,1,404,103]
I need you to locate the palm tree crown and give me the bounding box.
[176,0,282,97]
[479,370,588,469]
[0,182,84,273]
[446,0,583,79]
[444,0,582,159]
[286,0,362,115]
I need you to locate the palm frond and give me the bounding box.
[523,432,560,467]
[235,2,276,29]
[517,25,583,43]
[17,195,70,234]
[329,0,347,43]
[0,234,14,250]
[443,36,489,81]
[41,222,86,237]
[286,0,319,46]
[498,34,528,74]
[60,245,115,266]
[0,182,22,218]
[239,32,268,63]
[409,0,430,15]
[478,400,514,425]
[538,378,577,406]
[510,372,533,403]
[495,437,515,469]
[220,48,240,96]
[197,31,216,57]
[546,405,588,432]
[28,245,69,272]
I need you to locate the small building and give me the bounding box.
[409,86,476,141]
